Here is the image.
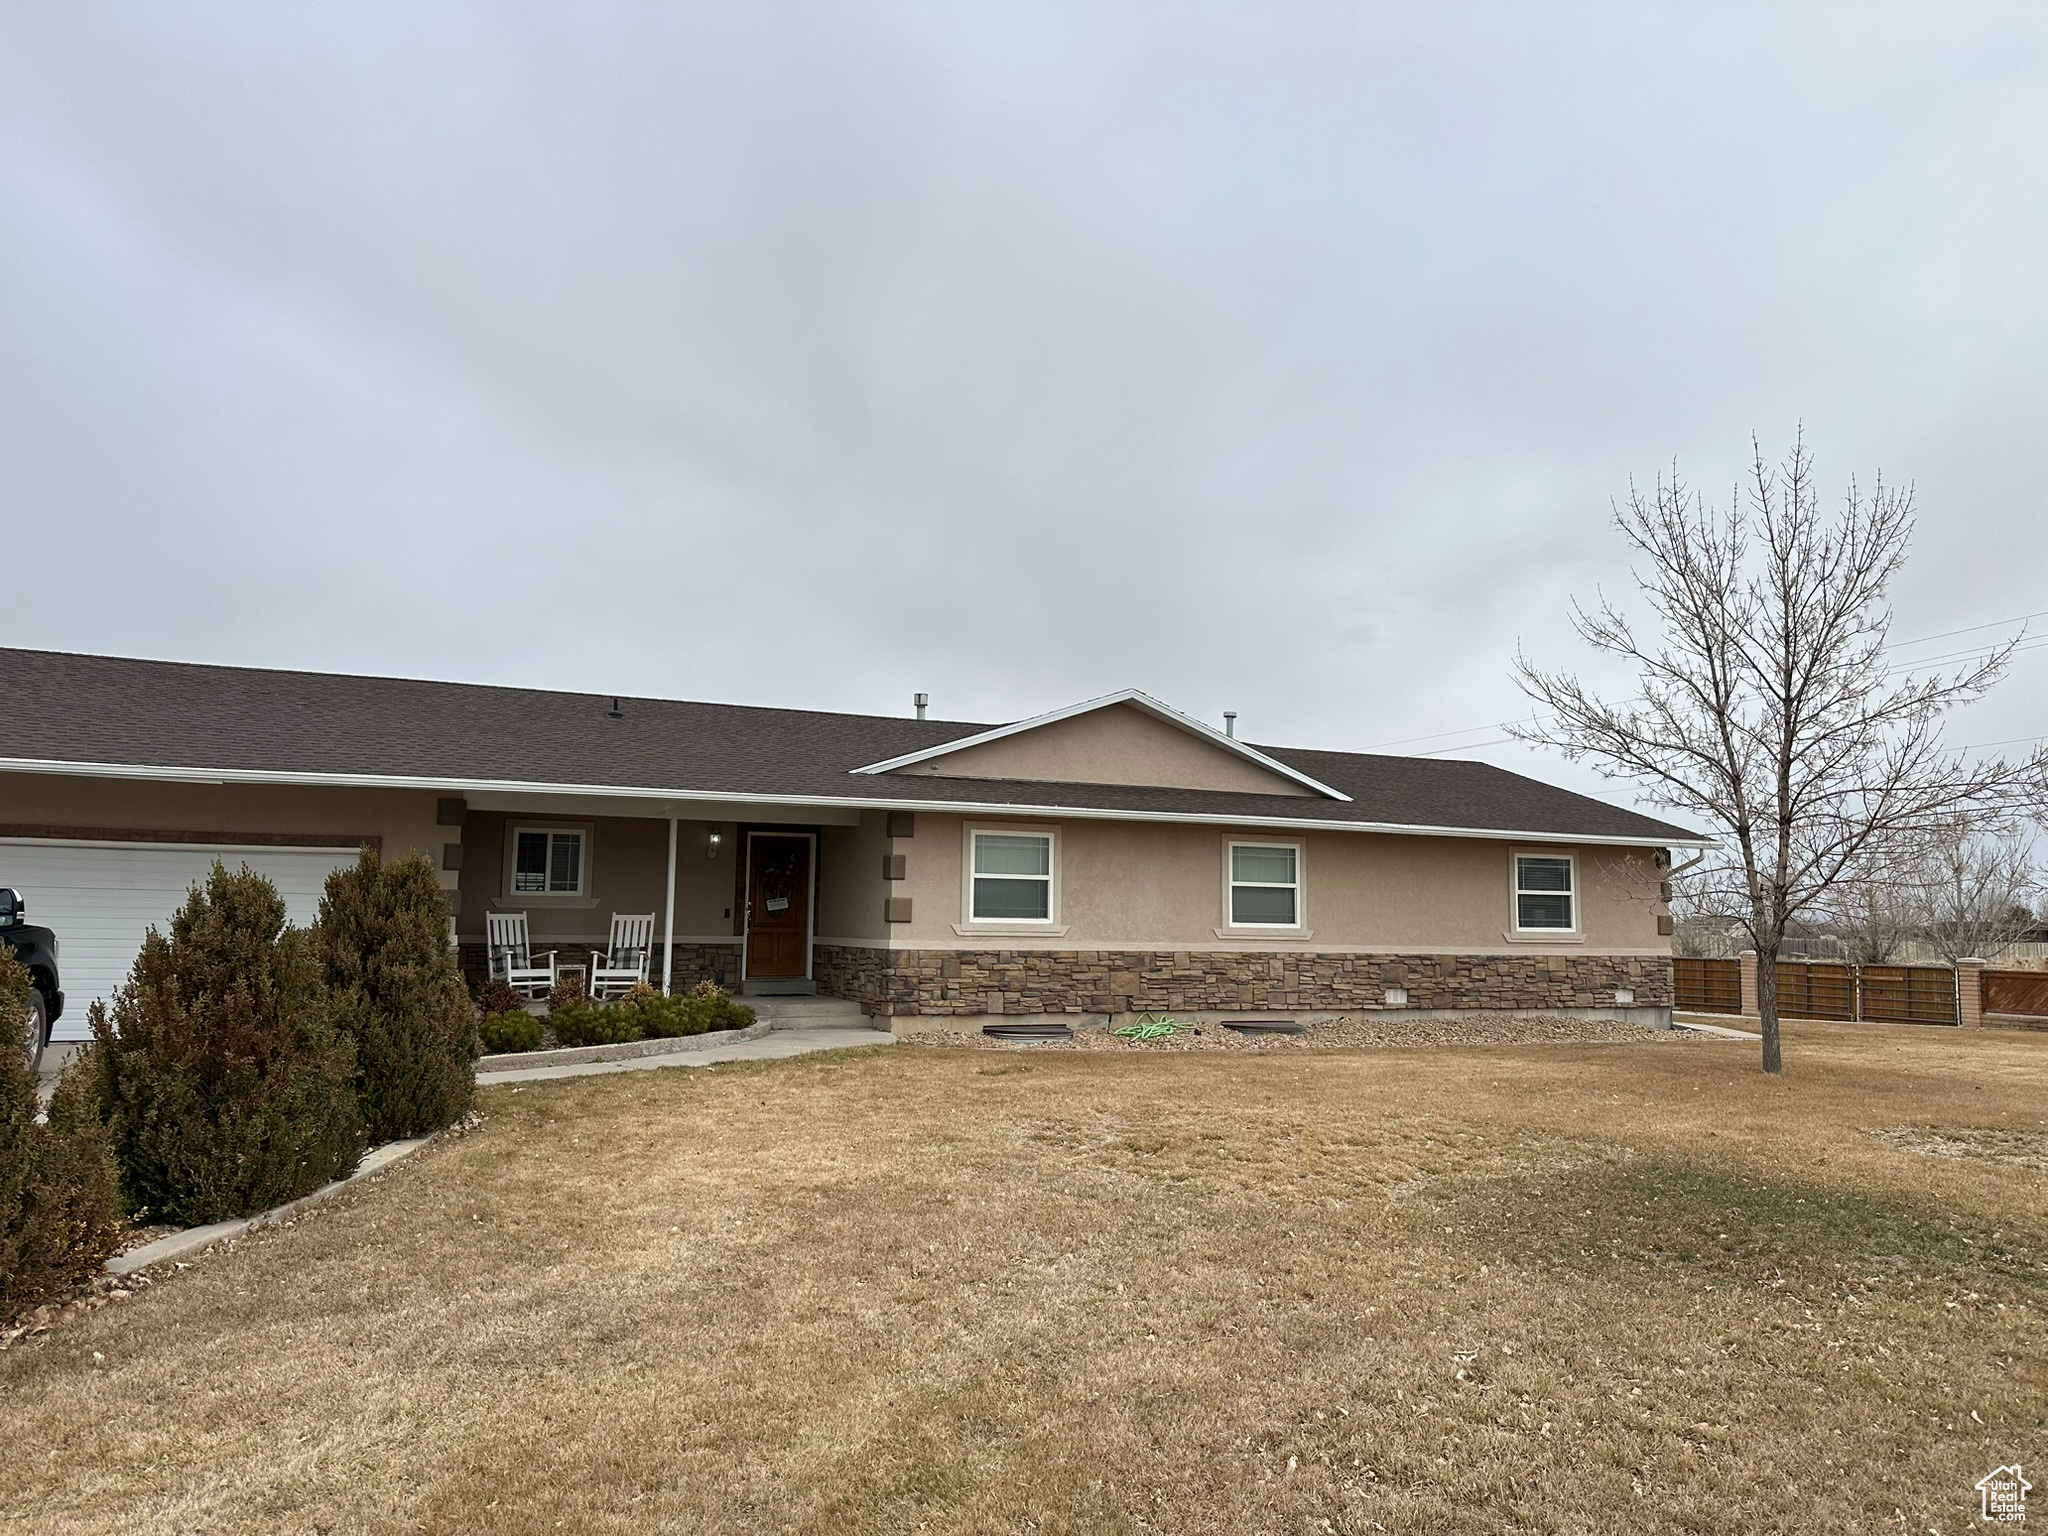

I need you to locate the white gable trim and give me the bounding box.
[847,689,1352,802]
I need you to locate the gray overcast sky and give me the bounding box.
[3,3,2044,813]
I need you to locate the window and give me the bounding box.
[971,831,1053,922]
[1229,841,1300,926]
[513,828,585,895]
[1514,854,1574,931]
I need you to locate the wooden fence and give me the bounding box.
[1858,965,1957,1026]
[1985,969,2048,1021]
[1774,962,1857,1021]
[1674,958,1964,1025]
[1674,957,1741,1014]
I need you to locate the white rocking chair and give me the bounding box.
[486,911,558,1000]
[590,912,656,1000]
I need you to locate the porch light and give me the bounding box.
[706,830,723,859]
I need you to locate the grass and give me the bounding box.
[3,1021,2045,1534]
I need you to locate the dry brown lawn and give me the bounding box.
[3,1022,2045,1535]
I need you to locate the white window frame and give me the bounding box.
[1223,838,1306,931]
[960,824,1061,932]
[1510,848,1578,936]
[503,823,596,907]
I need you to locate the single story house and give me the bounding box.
[0,648,1707,1042]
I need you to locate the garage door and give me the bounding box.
[0,840,361,1041]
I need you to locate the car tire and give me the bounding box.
[23,989,46,1076]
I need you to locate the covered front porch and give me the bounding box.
[448,792,890,1000]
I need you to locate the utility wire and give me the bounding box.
[1370,610,2047,755]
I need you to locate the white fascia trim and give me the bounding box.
[0,757,1715,850]
[845,687,1353,802]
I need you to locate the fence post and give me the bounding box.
[1738,950,1759,1021]
[1957,958,1985,1029]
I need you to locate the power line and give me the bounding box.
[1371,618,2046,755]
[1887,608,2048,650]
[1884,636,2048,676]
[1364,716,1543,750]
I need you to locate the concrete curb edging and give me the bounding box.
[106,1133,436,1278]
[473,1020,773,1074]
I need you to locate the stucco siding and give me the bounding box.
[816,810,892,942]
[887,812,1665,953]
[896,702,1315,796]
[0,771,444,866]
[455,810,738,946]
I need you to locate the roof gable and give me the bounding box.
[851,690,1348,800]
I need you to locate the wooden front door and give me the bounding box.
[744,833,813,980]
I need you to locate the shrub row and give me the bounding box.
[548,981,755,1048]
[2,852,480,1300]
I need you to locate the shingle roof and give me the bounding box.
[0,648,1705,845]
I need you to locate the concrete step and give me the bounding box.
[743,995,871,1030]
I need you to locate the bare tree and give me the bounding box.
[1893,815,2043,969]
[1816,874,1916,966]
[1512,433,2031,1073]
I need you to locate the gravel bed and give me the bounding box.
[901,1014,1693,1052]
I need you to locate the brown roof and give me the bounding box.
[0,648,1703,844]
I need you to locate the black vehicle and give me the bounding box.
[0,886,63,1073]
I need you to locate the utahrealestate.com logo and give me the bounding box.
[1978,1465,2031,1525]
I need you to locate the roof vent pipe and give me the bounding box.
[915,692,929,721]
[608,697,624,718]
[1223,711,1237,738]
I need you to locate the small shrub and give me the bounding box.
[1,947,124,1327]
[547,972,587,1012]
[548,999,645,1048]
[91,863,364,1227]
[478,1010,544,1055]
[546,984,757,1047]
[616,987,695,1039]
[319,849,477,1142]
[473,976,525,1017]
[685,979,757,1035]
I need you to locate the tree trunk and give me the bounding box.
[1757,941,1783,1074]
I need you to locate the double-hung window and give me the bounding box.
[971,831,1053,922]
[1229,842,1300,927]
[1514,854,1574,931]
[513,828,585,895]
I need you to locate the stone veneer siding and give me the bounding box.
[460,941,744,992]
[813,945,1672,1017]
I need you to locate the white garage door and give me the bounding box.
[0,839,361,1041]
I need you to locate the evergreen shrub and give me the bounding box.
[547,999,644,1048]
[478,1010,544,1055]
[319,849,477,1141]
[0,946,124,1326]
[91,863,364,1226]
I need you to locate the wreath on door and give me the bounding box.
[757,845,803,914]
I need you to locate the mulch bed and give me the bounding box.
[901,1014,1696,1052]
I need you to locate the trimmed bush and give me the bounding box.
[683,979,756,1035]
[550,983,757,1045]
[473,976,525,1018]
[0,946,123,1327]
[547,999,645,1048]
[319,849,477,1141]
[478,1010,544,1055]
[547,972,587,1011]
[91,863,364,1227]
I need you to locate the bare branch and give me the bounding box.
[1510,433,2028,1073]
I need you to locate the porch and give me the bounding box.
[448,795,889,1000]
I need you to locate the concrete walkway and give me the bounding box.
[474,1024,895,1085]
[1673,1017,1763,1040]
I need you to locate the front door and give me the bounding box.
[744,833,813,980]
